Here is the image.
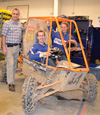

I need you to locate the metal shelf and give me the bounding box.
[0,12,12,48]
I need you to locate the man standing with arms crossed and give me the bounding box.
[2,8,23,91]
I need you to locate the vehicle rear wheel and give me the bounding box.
[22,76,37,113]
[83,73,98,102]
[0,61,6,82]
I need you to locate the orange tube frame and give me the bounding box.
[29,16,89,72]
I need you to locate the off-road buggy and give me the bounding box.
[21,17,98,113]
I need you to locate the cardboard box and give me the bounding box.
[89,67,100,81]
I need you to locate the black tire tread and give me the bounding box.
[22,76,37,113]
[83,73,98,102]
[0,61,6,82]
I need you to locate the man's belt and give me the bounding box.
[6,43,19,47]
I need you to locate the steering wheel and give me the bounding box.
[50,47,63,59]
[66,40,80,51]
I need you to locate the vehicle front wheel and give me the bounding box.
[22,76,37,113]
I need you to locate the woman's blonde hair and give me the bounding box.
[61,22,70,33]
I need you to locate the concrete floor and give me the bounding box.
[0,72,100,115]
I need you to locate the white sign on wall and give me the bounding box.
[96,16,100,27]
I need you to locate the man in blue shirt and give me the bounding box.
[29,30,56,67]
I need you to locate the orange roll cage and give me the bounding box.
[29,16,89,72]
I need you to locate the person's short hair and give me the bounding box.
[61,22,70,33]
[12,8,20,14]
[37,30,45,36]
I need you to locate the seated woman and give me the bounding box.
[29,30,56,67]
[51,22,80,56]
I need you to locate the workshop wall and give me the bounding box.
[61,0,100,27]
[0,0,54,17]
[0,0,100,26]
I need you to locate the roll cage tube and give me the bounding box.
[29,16,89,72]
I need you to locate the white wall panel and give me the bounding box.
[0,0,54,17]
[61,0,100,26]
[0,0,100,26]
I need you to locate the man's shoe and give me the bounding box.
[9,84,15,92]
